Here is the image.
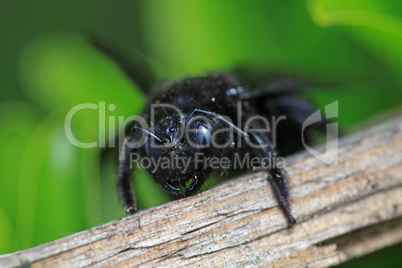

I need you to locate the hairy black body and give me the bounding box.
[117,72,327,227]
[90,37,325,227]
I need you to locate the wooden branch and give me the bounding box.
[1,116,402,268]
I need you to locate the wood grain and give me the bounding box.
[1,116,402,267]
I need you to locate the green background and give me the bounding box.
[0,0,401,266]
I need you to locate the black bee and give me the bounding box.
[92,38,326,227]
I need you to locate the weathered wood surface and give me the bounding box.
[1,116,402,267]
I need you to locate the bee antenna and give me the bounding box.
[133,125,163,143]
[162,106,168,115]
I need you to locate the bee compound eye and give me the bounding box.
[169,127,176,133]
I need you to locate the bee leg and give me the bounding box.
[117,137,140,215]
[248,131,296,227]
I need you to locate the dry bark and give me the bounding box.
[1,116,402,267]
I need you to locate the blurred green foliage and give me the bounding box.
[0,0,401,266]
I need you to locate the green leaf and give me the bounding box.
[13,108,103,250]
[18,31,146,143]
[0,101,42,253]
[0,206,13,254]
[307,0,402,92]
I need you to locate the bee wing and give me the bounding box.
[231,65,340,100]
[88,34,156,94]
